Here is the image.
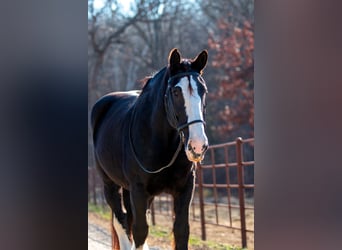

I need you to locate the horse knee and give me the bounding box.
[173,220,189,238]
[123,189,133,235]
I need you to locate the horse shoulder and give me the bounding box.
[91,91,140,133]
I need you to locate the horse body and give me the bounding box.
[91,49,208,250]
[91,90,140,188]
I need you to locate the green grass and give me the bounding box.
[149,225,171,238]
[89,203,247,250]
[88,203,111,220]
[149,225,245,250]
[187,233,245,250]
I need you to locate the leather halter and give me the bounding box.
[164,71,206,133]
[129,71,206,174]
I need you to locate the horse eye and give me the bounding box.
[172,88,180,97]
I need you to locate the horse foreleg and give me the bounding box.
[130,186,150,250]
[172,177,195,250]
[123,189,133,238]
[103,180,130,249]
[111,211,120,250]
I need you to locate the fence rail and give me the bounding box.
[88,137,254,248]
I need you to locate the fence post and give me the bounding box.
[151,202,156,225]
[236,137,247,248]
[197,162,206,241]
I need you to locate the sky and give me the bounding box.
[93,0,132,14]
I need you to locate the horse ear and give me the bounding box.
[192,50,208,73]
[168,48,181,71]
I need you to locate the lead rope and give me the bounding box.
[128,107,184,174]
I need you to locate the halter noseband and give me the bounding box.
[164,71,206,134]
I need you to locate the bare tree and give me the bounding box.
[88,0,255,167]
[89,1,136,95]
[88,0,170,166]
[88,0,169,100]
[127,0,208,75]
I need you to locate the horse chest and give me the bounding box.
[146,167,194,195]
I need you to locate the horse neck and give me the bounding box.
[131,70,179,153]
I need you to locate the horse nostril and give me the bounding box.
[188,144,196,152]
[202,144,208,151]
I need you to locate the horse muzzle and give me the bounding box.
[185,139,209,162]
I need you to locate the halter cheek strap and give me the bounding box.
[164,71,206,133]
[164,84,179,129]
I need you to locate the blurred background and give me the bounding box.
[88,1,254,248]
[88,0,254,160]
[1,1,341,249]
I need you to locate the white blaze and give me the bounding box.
[176,76,208,158]
[113,214,150,250]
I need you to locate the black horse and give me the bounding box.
[91,48,209,250]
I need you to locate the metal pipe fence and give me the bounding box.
[88,137,254,249]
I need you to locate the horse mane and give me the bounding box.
[140,67,168,92]
[139,76,153,88]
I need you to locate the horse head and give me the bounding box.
[165,48,209,162]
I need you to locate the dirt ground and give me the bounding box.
[88,215,111,250]
[88,212,254,250]
[88,212,168,250]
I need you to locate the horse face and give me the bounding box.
[173,75,208,162]
[167,49,209,162]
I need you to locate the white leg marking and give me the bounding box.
[113,214,132,250]
[131,241,150,250]
[146,209,152,226]
[131,210,151,250]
